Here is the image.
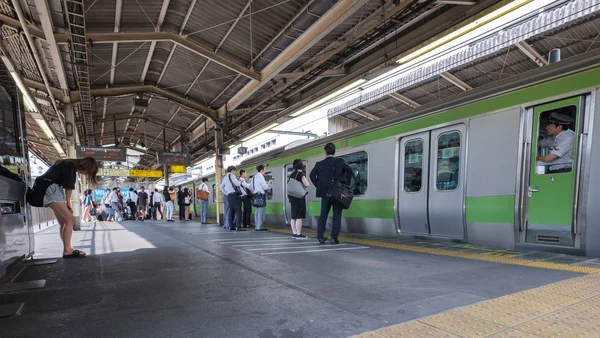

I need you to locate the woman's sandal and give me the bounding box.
[63,249,86,259]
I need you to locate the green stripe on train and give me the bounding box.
[261,196,515,224]
[348,68,600,146]
[254,68,600,169]
[465,196,514,224]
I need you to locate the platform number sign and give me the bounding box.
[157,151,190,166]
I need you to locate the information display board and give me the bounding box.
[157,151,190,166]
[170,165,186,173]
[77,146,126,162]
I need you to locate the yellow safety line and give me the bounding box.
[269,228,600,274]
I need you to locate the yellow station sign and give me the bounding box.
[170,165,186,173]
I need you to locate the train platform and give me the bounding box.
[1,220,599,338]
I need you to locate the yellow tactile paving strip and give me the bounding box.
[353,273,600,338]
[269,228,600,274]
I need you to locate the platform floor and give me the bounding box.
[0,220,594,337]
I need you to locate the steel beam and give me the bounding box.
[264,129,318,138]
[440,72,472,91]
[0,13,69,42]
[274,68,348,80]
[90,85,218,121]
[88,32,261,81]
[515,41,548,67]
[97,116,181,133]
[34,0,69,92]
[350,108,379,121]
[436,0,476,4]
[218,0,370,114]
[389,92,420,108]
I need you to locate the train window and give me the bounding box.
[212,184,216,203]
[338,151,368,196]
[0,83,19,156]
[403,140,423,192]
[536,106,576,174]
[436,132,461,191]
[264,171,274,200]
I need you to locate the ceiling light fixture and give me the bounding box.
[396,0,532,64]
[290,79,367,117]
[242,123,279,142]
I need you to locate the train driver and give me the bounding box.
[536,112,575,167]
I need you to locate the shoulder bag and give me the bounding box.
[251,179,266,207]
[228,174,243,196]
[326,159,354,209]
[287,171,307,199]
[197,184,209,201]
[26,177,54,207]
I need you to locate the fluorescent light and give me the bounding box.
[396,0,531,64]
[30,113,56,140]
[0,55,39,113]
[242,123,279,141]
[50,139,66,157]
[290,79,367,117]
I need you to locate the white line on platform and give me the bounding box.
[232,241,316,247]
[261,246,369,255]
[248,244,349,251]
[181,231,249,235]
[214,238,294,243]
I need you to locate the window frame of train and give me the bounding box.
[336,150,368,196]
[522,95,587,247]
[0,78,21,157]
[397,124,467,239]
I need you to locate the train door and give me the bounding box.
[398,124,466,238]
[524,97,582,246]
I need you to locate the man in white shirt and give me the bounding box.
[197,177,210,224]
[220,166,244,231]
[252,165,273,231]
[110,187,121,220]
[152,188,163,220]
[126,188,138,221]
[239,169,253,228]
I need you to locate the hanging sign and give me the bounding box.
[157,151,190,166]
[170,165,187,173]
[130,169,163,178]
[77,146,126,162]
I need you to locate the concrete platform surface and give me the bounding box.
[0,220,584,338]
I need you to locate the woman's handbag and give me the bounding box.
[326,160,354,209]
[251,179,266,207]
[287,171,307,199]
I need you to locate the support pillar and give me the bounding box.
[214,128,224,225]
[64,104,81,230]
[163,128,169,187]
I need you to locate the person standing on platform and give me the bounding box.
[197,178,210,224]
[177,186,185,221]
[239,169,253,228]
[28,157,98,258]
[183,188,191,221]
[137,187,149,222]
[288,159,310,238]
[252,165,273,231]
[309,142,353,244]
[163,186,174,222]
[152,188,163,220]
[110,187,120,220]
[220,166,244,231]
[126,188,138,221]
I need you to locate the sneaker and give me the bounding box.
[296,234,308,239]
[292,234,298,238]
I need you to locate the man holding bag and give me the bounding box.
[251,165,273,231]
[309,143,353,244]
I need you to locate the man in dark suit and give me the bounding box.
[177,185,185,221]
[309,142,353,244]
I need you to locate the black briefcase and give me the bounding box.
[326,182,354,209]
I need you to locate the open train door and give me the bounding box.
[522,96,586,247]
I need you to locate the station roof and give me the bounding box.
[0,0,597,169]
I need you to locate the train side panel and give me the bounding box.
[464,108,522,248]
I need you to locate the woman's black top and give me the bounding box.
[40,161,77,189]
[163,190,170,202]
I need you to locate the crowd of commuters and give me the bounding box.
[30,143,354,259]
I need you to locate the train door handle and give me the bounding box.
[528,187,539,192]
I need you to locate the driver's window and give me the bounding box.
[536,106,577,174]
